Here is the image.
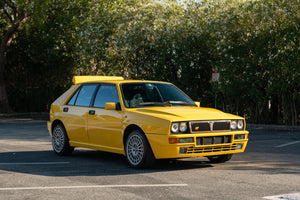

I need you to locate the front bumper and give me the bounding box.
[146,131,249,159]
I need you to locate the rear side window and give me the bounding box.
[93,85,119,108]
[67,88,80,105]
[70,84,98,107]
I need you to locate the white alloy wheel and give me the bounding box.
[126,132,145,166]
[52,124,74,156]
[52,125,65,153]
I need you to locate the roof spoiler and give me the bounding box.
[72,76,124,85]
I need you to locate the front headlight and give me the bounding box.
[179,122,188,132]
[171,123,179,133]
[231,120,237,130]
[237,120,244,130]
[231,119,244,131]
[171,122,189,134]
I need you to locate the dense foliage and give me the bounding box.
[1,0,299,125]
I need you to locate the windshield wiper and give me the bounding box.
[134,102,171,107]
[164,101,196,106]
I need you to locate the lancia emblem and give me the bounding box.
[209,121,214,132]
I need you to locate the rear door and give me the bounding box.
[63,84,98,144]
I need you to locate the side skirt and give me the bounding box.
[69,141,125,155]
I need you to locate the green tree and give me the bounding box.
[200,0,299,125]
[0,0,52,113]
[1,0,88,112]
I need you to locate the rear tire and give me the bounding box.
[52,124,74,156]
[125,130,155,168]
[207,154,232,163]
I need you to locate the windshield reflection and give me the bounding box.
[121,82,196,108]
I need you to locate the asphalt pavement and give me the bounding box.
[0,120,299,200]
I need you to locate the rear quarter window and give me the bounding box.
[67,88,80,105]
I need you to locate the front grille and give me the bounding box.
[196,135,232,145]
[213,121,230,131]
[190,120,231,133]
[186,144,237,154]
[190,122,210,132]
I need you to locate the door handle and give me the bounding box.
[89,110,95,115]
[63,107,69,112]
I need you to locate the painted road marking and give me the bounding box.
[275,141,300,148]
[0,162,70,165]
[0,184,188,191]
[263,192,300,200]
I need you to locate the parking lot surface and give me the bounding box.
[0,121,299,200]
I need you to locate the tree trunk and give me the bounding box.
[0,73,13,113]
[0,28,13,113]
[0,19,26,113]
[291,96,297,126]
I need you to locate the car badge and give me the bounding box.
[209,121,214,132]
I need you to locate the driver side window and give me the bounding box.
[93,85,119,108]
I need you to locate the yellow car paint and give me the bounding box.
[48,76,249,162]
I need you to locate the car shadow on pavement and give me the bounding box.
[0,150,214,177]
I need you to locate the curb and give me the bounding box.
[0,112,50,121]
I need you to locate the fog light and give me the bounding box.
[236,143,243,150]
[234,134,245,140]
[179,137,194,143]
[179,147,188,154]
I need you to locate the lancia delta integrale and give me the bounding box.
[48,76,249,168]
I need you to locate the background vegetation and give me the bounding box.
[0,0,299,125]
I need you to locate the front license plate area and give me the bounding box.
[196,135,232,146]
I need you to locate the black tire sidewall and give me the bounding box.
[207,154,232,163]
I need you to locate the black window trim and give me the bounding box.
[66,83,99,107]
[66,83,121,110]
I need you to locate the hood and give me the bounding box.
[132,107,242,122]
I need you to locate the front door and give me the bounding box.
[87,84,123,153]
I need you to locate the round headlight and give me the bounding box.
[171,123,179,133]
[179,122,187,132]
[231,120,237,130]
[237,120,244,130]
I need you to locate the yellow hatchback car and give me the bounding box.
[48,76,249,168]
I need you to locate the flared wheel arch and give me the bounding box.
[51,119,65,136]
[123,125,146,148]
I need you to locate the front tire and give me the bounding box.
[125,130,155,168]
[207,154,233,163]
[52,124,74,156]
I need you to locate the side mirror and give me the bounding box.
[194,101,200,107]
[105,102,121,111]
[105,103,116,110]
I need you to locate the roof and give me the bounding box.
[72,76,169,85]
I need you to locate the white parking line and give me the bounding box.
[0,184,188,191]
[263,192,300,200]
[0,162,70,165]
[275,141,300,148]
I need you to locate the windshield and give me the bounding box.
[121,82,196,108]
